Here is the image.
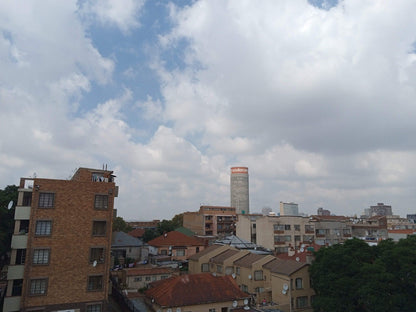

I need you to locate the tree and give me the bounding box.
[310,237,416,312]
[0,185,18,267]
[112,216,133,232]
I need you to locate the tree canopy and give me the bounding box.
[112,216,133,232]
[310,237,416,312]
[0,185,18,267]
[142,213,184,242]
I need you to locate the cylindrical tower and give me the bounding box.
[230,167,249,214]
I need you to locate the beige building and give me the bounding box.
[183,205,237,236]
[237,214,353,253]
[4,168,117,312]
[264,259,314,312]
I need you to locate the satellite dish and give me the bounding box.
[176,308,181,312]
[233,301,238,307]
[232,273,236,279]
[244,306,250,310]
[248,274,252,280]
[283,284,289,291]
[243,299,249,305]
[300,248,304,252]
[282,289,287,295]
[296,257,300,262]
[92,260,97,267]
[7,201,13,209]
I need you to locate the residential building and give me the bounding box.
[121,267,176,290]
[370,203,393,216]
[309,215,351,246]
[230,167,250,214]
[388,229,416,241]
[279,202,299,216]
[183,206,237,237]
[188,245,231,274]
[3,167,117,312]
[111,231,147,265]
[317,207,330,216]
[127,220,160,230]
[147,231,205,261]
[350,216,388,242]
[145,273,251,312]
[263,259,314,312]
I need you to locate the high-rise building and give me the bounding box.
[280,202,299,216]
[230,167,249,214]
[370,203,392,216]
[3,167,118,312]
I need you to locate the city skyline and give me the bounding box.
[1,0,416,220]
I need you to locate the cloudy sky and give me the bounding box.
[1,0,416,220]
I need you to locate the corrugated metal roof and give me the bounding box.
[112,231,144,247]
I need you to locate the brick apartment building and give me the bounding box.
[3,167,118,312]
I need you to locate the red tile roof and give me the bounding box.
[277,243,321,263]
[388,229,416,234]
[129,228,145,238]
[148,231,204,247]
[145,273,249,307]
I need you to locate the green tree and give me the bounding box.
[112,216,133,232]
[310,237,416,312]
[0,185,18,267]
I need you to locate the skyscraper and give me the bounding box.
[3,167,117,312]
[230,167,249,214]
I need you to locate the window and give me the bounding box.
[92,221,106,236]
[274,235,291,243]
[160,249,167,255]
[87,304,102,312]
[90,247,105,263]
[33,249,50,265]
[16,249,26,265]
[296,296,308,308]
[145,276,151,281]
[176,249,185,257]
[38,193,54,208]
[12,279,23,296]
[273,224,284,231]
[161,275,168,279]
[241,284,248,292]
[294,235,301,242]
[134,277,142,282]
[152,276,157,281]
[35,221,52,236]
[201,263,209,272]
[294,224,301,231]
[216,265,223,273]
[236,266,240,275]
[305,225,314,233]
[30,278,47,295]
[225,266,234,275]
[254,270,263,281]
[255,287,264,293]
[87,275,103,291]
[209,309,216,312]
[295,278,303,289]
[285,224,291,230]
[94,195,108,209]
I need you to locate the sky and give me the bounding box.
[1,0,416,220]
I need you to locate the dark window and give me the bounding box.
[92,221,106,236]
[295,278,303,289]
[294,224,301,231]
[19,220,29,234]
[254,270,263,281]
[285,224,291,230]
[23,192,32,206]
[201,263,209,272]
[145,276,151,281]
[16,249,26,265]
[38,193,54,208]
[87,275,103,291]
[90,247,105,263]
[33,249,50,265]
[87,304,102,312]
[12,279,23,296]
[35,221,52,236]
[94,195,108,209]
[296,296,308,308]
[30,278,47,295]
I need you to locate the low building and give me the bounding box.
[188,245,231,273]
[111,231,147,265]
[145,273,251,312]
[388,229,416,241]
[147,231,205,261]
[350,216,388,242]
[122,267,176,290]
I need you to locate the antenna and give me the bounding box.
[7,201,13,209]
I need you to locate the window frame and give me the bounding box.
[94,194,108,210]
[29,278,48,296]
[176,249,185,257]
[32,248,50,265]
[90,247,105,264]
[254,270,263,281]
[295,277,303,289]
[38,192,55,208]
[87,275,103,292]
[86,303,102,312]
[296,296,308,308]
[92,220,107,236]
[35,220,52,236]
[201,263,209,272]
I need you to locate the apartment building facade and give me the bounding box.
[183,205,237,236]
[3,167,117,312]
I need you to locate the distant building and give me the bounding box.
[280,202,299,216]
[407,214,416,224]
[231,167,250,214]
[3,167,117,312]
[183,205,237,237]
[370,203,392,216]
[127,220,160,230]
[317,207,330,216]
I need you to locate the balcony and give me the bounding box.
[14,206,31,220]
[7,265,24,280]
[11,235,28,249]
